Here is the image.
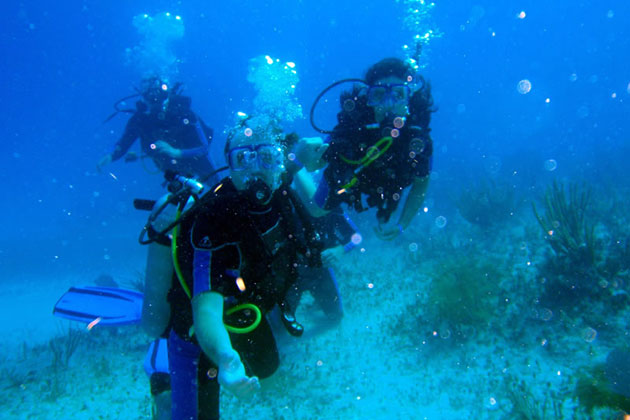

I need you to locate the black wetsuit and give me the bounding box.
[285,207,359,322]
[111,95,217,179]
[167,178,308,420]
[315,84,434,223]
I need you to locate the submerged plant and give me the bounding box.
[427,253,504,340]
[532,181,597,268]
[504,375,561,420]
[49,325,86,371]
[531,181,609,307]
[575,358,630,414]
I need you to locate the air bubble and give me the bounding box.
[409,243,418,252]
[343,99,356,112]
[517,79,532,94]
[544,159,557,171]
[539,308,553,321]
[435,216,447,228]
[409,138,425,155]
[581,327,597,342]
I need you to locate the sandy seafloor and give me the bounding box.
[0,205,627,420]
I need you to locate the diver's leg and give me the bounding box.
[197,355,220,420]
[145,338,172,420]
[168,331,202,420]
[311,267,343,325]
[150,373,172,420]
[142,245,173,337]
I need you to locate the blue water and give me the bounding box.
[1,1,629,418]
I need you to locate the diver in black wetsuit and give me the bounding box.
[294,58,435,240]
[157,115,318,420]
[97,76,219,182]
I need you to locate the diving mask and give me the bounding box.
[227,144,284,172]
[366,83,410,107]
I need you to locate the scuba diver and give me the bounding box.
[151,115,325,420]
[293,57,435,240]
[97,76,220,183]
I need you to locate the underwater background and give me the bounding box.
[1,0,629,419]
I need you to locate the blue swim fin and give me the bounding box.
[53,286,144,326]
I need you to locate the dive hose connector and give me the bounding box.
[138,171,205,245]
[165,170,205,195]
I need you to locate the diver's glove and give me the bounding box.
[217,349,260,400]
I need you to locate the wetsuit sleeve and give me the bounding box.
[111,114,143,161]
[189,201,241,298]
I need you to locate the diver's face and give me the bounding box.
[227,131,285,194]
[143,83,169,114]
[367,76,410,124]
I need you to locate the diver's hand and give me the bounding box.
[97,154,112,172]
[295,137,329,172]
[321,245,345,266]
[374,223,403,241]
[154,141,182,159]
[217,349,260,400]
